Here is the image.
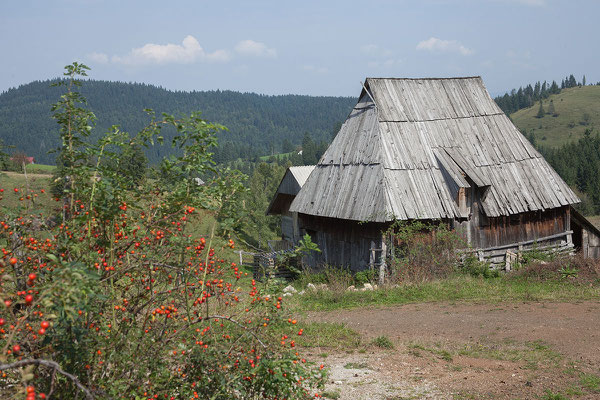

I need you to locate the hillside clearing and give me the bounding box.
[511,85,600,148]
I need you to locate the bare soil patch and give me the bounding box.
[306,301,600,399]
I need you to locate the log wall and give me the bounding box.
[298,214,386,271]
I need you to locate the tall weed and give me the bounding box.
[385,221,464,283]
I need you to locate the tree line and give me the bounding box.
[0,79,354,165]
[493,74,595,115]
[538,129,600,215]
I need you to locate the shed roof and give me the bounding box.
[290,77,579,222]
[266,165,316,215]
[287,165,315,188]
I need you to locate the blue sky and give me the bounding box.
[1,0,598,97]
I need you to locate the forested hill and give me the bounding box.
[0,79,356,164]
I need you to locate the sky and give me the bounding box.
[1,0,599,97]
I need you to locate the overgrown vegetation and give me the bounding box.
[0,64,325,399]
[384,221,465,283]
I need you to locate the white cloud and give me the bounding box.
[111,35,231,65]
[87,52,109,64]
[92,36,277,67]
[416,37,473,56]
[234,40,277,58]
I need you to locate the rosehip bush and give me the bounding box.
[0,64,325,399]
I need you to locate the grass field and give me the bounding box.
[25,163,56,174]
[290,275,600,311]
[0,171,56,212]
[511,85,600,148]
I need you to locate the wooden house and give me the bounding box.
[270,77,598,270]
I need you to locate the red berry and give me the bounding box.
[25,295,33,304]
[0,318,4,325]
[12,344,20,353]
[13,188,18,193]
[38,328,46,335]
[28,273,36,281]
[41,321,50,329]
[9,257,17,265]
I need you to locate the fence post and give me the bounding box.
[379,238,387,285]
[369,240,375,272]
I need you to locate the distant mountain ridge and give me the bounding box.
[0,79,356,164]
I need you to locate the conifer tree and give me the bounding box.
[536,100,545,118]
[534,81,541,100]
[547,100,556,116]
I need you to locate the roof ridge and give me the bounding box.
[366,76,482,81]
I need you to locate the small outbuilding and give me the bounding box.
[266,165,315,243]
[269,77,599,270]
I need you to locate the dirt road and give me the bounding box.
[306,301,600,399]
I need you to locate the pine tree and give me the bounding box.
[534,81,541,100]
[301,132,317,165]
[547,100,556,116]
[527,131,537,146]
[541,81,549,98]
[583,75,586,86]
[536,100,545,118]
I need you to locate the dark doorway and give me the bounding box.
[572,220,583,251]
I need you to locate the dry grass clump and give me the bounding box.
[513,253,600,283]
[386,222,464,284]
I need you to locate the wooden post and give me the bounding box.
[369,240,375,273]
[379,238,387,285]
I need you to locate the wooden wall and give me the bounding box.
[300,205,573,270]
[570,208,600,259]
[586,232,600,259]
[298,214,386,271]
[453,185,570,249]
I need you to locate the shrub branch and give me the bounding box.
[0,359,96,400]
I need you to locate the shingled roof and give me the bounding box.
[289,77,579,222]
